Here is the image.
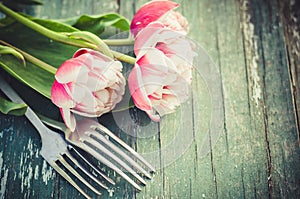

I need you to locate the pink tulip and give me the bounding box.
[128,48,191,121]
[130,0,189,37]
[51,48,126,131]
[128,22,196,121]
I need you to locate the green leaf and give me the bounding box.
[2,0,43,6]
[0,18,133,112]
[0,45,25,65]
[61,13,130,35]
[0,22,77,98]
[31,17,79,33]
[0,96,27,116]
[0,12,130,36]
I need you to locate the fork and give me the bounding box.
[0,77,115,199]
[1,77,156,192]
[40,102,156,191]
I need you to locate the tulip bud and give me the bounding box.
[130,0,189,37]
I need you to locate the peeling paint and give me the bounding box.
[41,160,54,185]
[34,165,39,180]
[0,152,9,199]
[19,139,35,194]
[0,151,3,170]
[0,169,8,199]
[241,0,262,106]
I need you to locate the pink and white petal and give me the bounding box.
[86,73,108,91]
[94,89,110,105]
[73,48,112,62]
[63,82,88,104]
[91,57,114,72]
[128,65,152,111]
[51,80,75,108]
[138,50,178,85]
[71,105,110,117]
[153,94,179,116]
[55,58,89,84]
[159,10,189,34]
[138,48,170,73]
[143,84,163,98]
[130,0,178,36]
[134,22,165,55]
[72,85,96,107]
[60,108,76,132]
[145,109,161,122]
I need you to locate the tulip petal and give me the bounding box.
[55,58,89,84]
[73,48,112,62]
[145,109,160,122]
[51,80,75,108]
[130,0,178,36]
[128,64,152,112]
[60,108,76,132]
[67,82,89,104]
[94,89,110,105]
[159,10,189,34]
[134,22,165,55]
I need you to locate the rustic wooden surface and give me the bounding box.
[1,0,300,198]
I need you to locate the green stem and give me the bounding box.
[111,50,136,65]
[104,39,135,46]
[0,3,136,64]
[0,40,57,74]
[0,3,97,49]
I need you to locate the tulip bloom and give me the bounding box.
[130,0,189,37]
[128,22,196,121]
[51,48,126,131]
[128,48,191,121]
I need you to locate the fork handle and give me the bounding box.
[0,77,48,138]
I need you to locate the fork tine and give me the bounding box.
[86,136,147,185]
[87,130,152,179]
[94,124,156,172]
[51,162,92,199]
[68,145,115,185]
[82,142,143,191]
[65,147,110,190]
[57,152,102,196]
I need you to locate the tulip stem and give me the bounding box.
[111,50,136,65]
[0,40,57,75]
[104,39,135,46]
[0,4,106,53]
[0,4,136,65]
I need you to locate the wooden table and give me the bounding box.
[1,0,299,198]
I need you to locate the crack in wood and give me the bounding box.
[286,47,300,145]
[239,0,274,198]
[214,23,229,155]
[241,166,246,199]
[260,32,273,199]
[209,129,218,199]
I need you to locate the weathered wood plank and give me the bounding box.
[0,113,59,198]
[280,0,300,143]
[244,0,300,197]
[1,0,300,198]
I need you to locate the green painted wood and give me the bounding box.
[1,0,300,198]
[280,0,300,143]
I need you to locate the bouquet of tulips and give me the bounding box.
[0,0,196,132]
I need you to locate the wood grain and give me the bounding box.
[0,0,299,198]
